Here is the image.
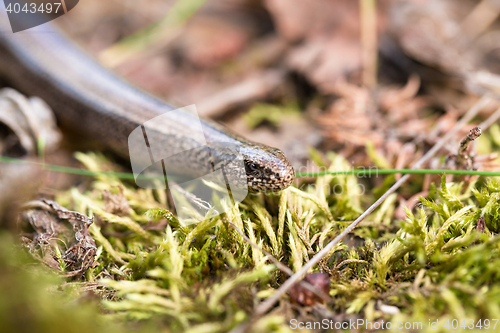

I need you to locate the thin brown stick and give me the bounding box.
[197,70,285,118]
[360,0,378,88]
[460,0,500,40]
[479,106,500,129]
[458,127,482,156]
[255,94,493,316]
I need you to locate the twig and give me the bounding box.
[479,106,500,129]
[458,127,482,156]
[467,71,500,96]
[360,0,378,88]
[254,94,493,316]
[449,126,482,169]
[197,70,286,118]
[460,0,500,40]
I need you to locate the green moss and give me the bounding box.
[0,233,141,333]
[5,130,500,332]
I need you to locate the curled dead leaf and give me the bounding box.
[20,199,97,278]
[0,88,61,157]
[289,272,331,306]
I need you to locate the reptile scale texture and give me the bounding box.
[0,19,295,192]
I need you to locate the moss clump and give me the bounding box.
[0,232,142,333]
[6,139,500,332]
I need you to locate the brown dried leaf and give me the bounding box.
[265,0,390,91]
[287,37,363,92]
[316,81,382,146]
[388,0,497,76]
[179,16,250,68]
[289,273,331,306]
[20,200,97,278]
[477,215,485,233]
[317,74,435,154]
[265,0,361,42]
[0,88,61,157]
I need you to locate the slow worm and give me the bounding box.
[0,19,294,192]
